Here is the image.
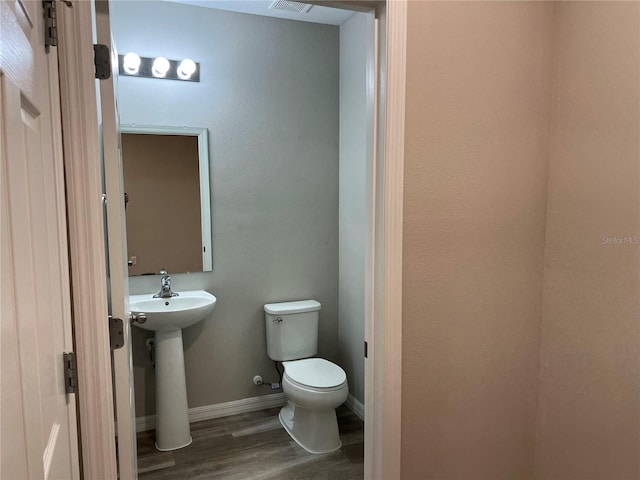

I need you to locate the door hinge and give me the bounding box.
[364,341,368,359]
[63,352,78,394]
[94,44,111,80]
[43,1,73,52]
[109,316,124,350]
[43,0,58,49]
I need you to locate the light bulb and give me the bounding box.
[123,52,141,75]
[152,56,170,77]
[177,58,197,80]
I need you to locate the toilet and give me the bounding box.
[264,299,348,454]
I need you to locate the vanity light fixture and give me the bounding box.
[122,52,141,74]
[177,59,197,80]
[152,56,170,77]
[117,53,200,82]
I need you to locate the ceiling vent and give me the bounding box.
[269,0,313,14]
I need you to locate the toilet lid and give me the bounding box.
[283,358,346,389]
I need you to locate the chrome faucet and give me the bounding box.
[153,275,178,298]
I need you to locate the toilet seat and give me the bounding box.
[283,358,346,389]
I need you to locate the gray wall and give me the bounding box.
[110,1,340,416]
[338,12,370,404]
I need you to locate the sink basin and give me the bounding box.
[130,290,217,332]
[129,289,217,451]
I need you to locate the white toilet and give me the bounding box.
[264,299,348,454]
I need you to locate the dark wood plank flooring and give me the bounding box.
[136,406,364,479]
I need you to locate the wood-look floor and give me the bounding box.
[136,406,364,479]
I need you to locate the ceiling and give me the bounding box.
[163,0,355,25]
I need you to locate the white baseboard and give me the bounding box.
[137,391,364,432]
[345,393,365,421]
[136,392,286,432]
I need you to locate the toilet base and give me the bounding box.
[278,401,342,454]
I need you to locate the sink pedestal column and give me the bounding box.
[154,329,192,451]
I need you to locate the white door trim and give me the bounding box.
[56,1,407,478]
[57,2,118,478]
[368,1,406,478]
[364,8,380,479]
[94,1,139,476]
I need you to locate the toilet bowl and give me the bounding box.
[279,358,348,454]
[264,300,349,454]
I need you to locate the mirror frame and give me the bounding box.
[120,124,213,272]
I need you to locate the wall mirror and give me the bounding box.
[121,125,212,275]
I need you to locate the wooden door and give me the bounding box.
[94,1,138,477]
[0,0,81,478]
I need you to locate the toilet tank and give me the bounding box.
[264,300,321,361]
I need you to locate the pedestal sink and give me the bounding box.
[130,290,217,451]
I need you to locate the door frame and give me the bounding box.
[56,1,406,478]
[56,1,119,478]
[367,2,406,478]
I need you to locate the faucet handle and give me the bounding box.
[159,268,168,275]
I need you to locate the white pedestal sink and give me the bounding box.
[130,290,217,451]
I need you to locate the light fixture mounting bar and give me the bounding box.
[118,55,200,82]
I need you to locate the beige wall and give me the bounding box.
[402,2,555,477]
[535,2,640,478]
[402,1,639,479]
[122,134,202,275]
